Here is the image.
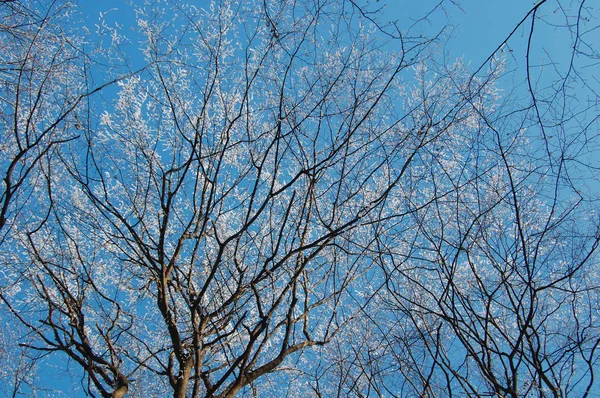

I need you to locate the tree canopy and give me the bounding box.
[1,0,599,396]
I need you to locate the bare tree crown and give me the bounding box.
[0,0,598,397]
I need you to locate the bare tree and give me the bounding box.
[0,0,137,395]
[0,0,94,393]
[1,0,598,397]
[333,1,600,397]
[2,0,457,396]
